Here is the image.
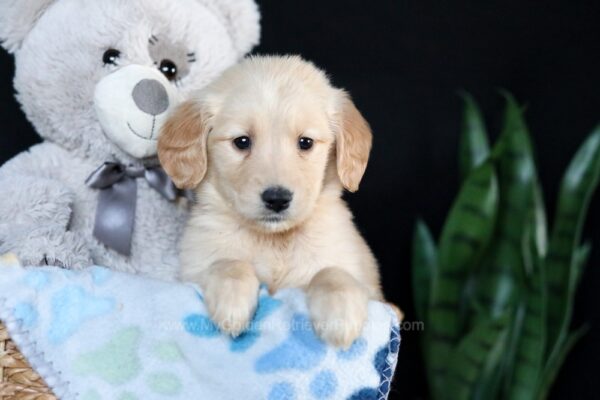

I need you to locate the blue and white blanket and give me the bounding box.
[0,259,400,400]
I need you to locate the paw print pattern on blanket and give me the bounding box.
[153,341,185,362]
[74,327,142,385]
[81,389,102,400]
[184,294,282,352]
[81,389,141,400]
[348,388,379,400]
[255,313,326,373]
[49,286,115,344]
[76,330,187,396]
[310,370,338,398]
[118,392,139,400]
[13,302,38,329]
[230,295,282,352]
[258,315,339,399]
[145,372,182,396]
[349,325,400,400]
[23,270,51,290]
[337,337,368,361]
[268,382,296,400]
[376,325,400,397]
[260,313,384,399]
[183,314,220,337]
[90,267,113,285]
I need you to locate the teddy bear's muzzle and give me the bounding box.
[94,65,181,160]
[132,79,170,116]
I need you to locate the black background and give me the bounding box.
[1,1,599,398]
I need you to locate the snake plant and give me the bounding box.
[412,92,600,400]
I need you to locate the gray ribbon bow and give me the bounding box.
[86,162,190,256]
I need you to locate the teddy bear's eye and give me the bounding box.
[159,59,178,81]
[102,49,121,66]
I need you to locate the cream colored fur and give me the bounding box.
[159,56,394,348]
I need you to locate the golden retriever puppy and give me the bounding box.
[159,55,394,348]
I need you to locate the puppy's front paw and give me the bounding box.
[202,261,260,337]
[307,269,369,349]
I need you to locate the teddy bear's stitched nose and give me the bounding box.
[132,79,169,116]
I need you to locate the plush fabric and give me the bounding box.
[0,261,400,400]
[0,0,261,279]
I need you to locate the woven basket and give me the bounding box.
[0,254,55,398]
[0,321,55,400]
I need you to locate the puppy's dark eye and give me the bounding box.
[233,136,252,150]
[159,59,178,81]
[299,137,314,151]
[103,49,121,66]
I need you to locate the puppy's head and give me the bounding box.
[159,56,372,232]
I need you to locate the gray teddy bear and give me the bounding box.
[0,0,260,280]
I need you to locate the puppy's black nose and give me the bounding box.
[262,186,293,213]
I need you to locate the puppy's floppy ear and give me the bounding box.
[335,93,373,192]
[158,101,209,189]
[0,0,56,53]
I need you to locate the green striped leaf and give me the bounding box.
[501,180,547,397]
[445,315,510,400]
[531,181,549,260]
[428,162,498,399]
[574,242,592,287]
[545,126,600,361]
[412,220,438,324]
[459,92,490,181]
[541,243,592,399]
[474,93,536,319]
[538,325,589,400]
[506,256,546,399]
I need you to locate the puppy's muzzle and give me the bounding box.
[262,186,293,213]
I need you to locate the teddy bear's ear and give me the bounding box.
[0,0,56,53]
[200,0,261,57]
